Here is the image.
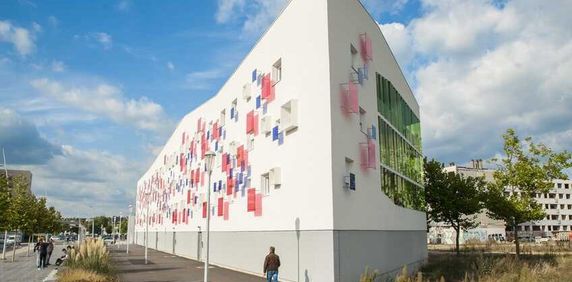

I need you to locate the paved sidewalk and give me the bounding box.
[111,245,265,282]
[0,243,65,282]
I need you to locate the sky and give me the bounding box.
[0,0,570,217]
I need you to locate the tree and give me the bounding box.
[0,175,11,231]
[484,129,572,257]
[5,176,37,261]
[93,216,112,235]
[425,158,486,255]
[120,217,128,235]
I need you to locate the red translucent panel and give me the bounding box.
[246,111,255,134]
[254,193,262,217]
[217,198,224,216]
[202,202,207,218]
[227,177,234,195]
[247,188,256,212]
[360,33,373,62]
[368,139,377,169]
[223,201,229,221]
[187,190,191,204]
[360,142,369,169]
[348,81,359,113]
[262,74,271,100]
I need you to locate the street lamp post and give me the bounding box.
[144,191,151,264]
[119,212,123,246]
[127,204,132,254]
[203,151,216,282]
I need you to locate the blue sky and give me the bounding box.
[1,0,571,216]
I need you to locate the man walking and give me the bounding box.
[263,246,281,282]
[46,238,54,265]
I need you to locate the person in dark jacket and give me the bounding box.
[263,246,281,282]
[33,237,49,270]
[46,238,54,265]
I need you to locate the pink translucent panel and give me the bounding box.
[340,85,349,112]
[348,81,359,113]
[255,193,262,217]
[262,74,271,100]
[360,143,369,169]
[246,111,254,133]
[217,197,224,216]
[253,113,259,136]
[223,202,229,221]
[367,139,377,169]
[197,118,202,133]
[360,33,373,62]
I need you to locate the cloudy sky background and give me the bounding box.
[0,0,570,217]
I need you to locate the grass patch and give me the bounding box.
[361,252,572,281]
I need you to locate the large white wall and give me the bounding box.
[327,0,426,231]
[136,0,334,233]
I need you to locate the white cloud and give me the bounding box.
[216,0,245,23]
[15,145,143,217]
[360,0,409,16]
[378,22,414,67]
[30,78,172,133]
[185,69,224,90]
[51,60,65,72]
[378,0,572,162]
[0,20,36,56]
[116,0,131,12]
[215,0,288,37]
[48,16,58,28]
[167,61,175,70]
[94,32,112,50]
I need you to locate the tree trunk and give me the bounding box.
[26,235,31,256]
[514,224,520,258]
[455,226,461,256]
[11,228,17,262]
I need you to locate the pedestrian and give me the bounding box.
[33,237,48,270]
[33,237,42,268]
[46,238,54,265]
[55,248,68,267]
[263,246,281,282]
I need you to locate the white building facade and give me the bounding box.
[134,0,427,281]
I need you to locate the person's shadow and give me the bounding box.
[305,269,310,282]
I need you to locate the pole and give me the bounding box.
[92,219,95,238]
[127,205,132,254]
[145,202,149,264]
[203,171,212,282]
[1,230,7,260]
[2,148,7,178]
[119,212,123,242]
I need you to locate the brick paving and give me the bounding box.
[111,244,265,282]
[0,243,65,282]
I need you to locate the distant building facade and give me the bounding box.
[430,162,572,244]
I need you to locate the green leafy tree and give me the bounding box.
[0,175,12,232]
[485,129,572,257]
[93,216,112,235]
[425,158,486,255]
[6,176,37,261]
[120,218,128,235]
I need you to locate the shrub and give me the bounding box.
[58,238,116,281]
[57,269,108,282]
[360,266,379,282]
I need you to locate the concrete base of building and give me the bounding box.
[134,230,427,282]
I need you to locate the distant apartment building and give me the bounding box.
[519,179,572,235]
[428,162,505,244]
[430,163,572,244]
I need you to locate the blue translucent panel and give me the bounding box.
[272,126,279,141]
[207,131,210,140]
[363,64,369,80]
[223,129,226,139]
[370,125,377,140]
[230,168,233,178]
[256,96,261,108]
[358,68,364,85]
[257,74,262,86]
[263,103,268,114]
[219,127,223,137]
[230,107,235,119]
[252,69,257,82]
[215,141,218,151]
[278,131,284,145]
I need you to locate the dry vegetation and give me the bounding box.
[362,244,572,282]
[57,239,117,282]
